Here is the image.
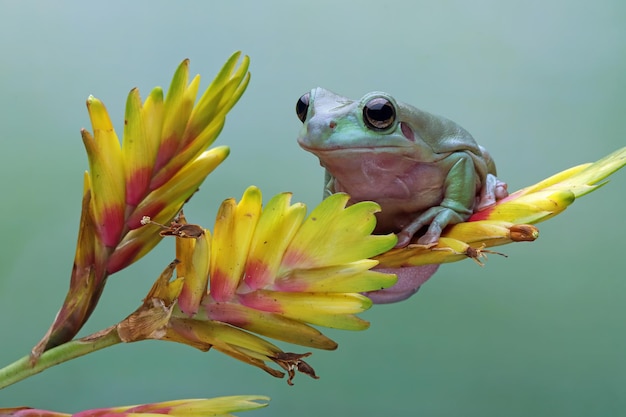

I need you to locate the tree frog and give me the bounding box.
[296,88,508,303]
[296,88,507,248]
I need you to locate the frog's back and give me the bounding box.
[397,101,496,178]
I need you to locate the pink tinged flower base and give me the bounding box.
[106,241,143,274]
[98,204,126,248]
[280,249,311,270]
[153,136,180,176]
[204,303,253,327]
[209,268,237,302]
[0,396,270,417]
[467,190,526,221]
[467,206,494,222]
[125,166,154,207]
[243,259,273,291]
[203,301,338,350]
[238,291,285,313]
[0,407,68,417]
[151,136,183,189]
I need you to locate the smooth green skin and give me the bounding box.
[298,88,506,247]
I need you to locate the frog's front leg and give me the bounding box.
[396,154,477,247]
[323,169,334,198]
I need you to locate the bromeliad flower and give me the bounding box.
[2,190,391,387]
[32,53,250,357]
[0,395,269,417]
[369,147,626,302]
[116,186,397,384]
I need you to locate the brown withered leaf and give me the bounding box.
[144,260,183,304]
[158,211,205,238]
[117,298,173,342]
[271,352,319,385]
[159,223,205,238]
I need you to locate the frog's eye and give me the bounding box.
[363,97,396,131]
[296,93,310,123]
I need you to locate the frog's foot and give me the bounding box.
[365,264,440,304]
[395,206,467,247]
[475,173,509,211]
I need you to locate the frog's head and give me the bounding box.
[296,88,448,162]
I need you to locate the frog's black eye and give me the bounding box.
[296,93,310,123]
[363,97,396,131]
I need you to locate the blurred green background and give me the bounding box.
[1,1,625,416]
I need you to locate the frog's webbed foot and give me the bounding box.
[475,173,508,211]
[395,206,467,247]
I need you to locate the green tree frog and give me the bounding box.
[296,88,508,302]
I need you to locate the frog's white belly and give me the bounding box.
[319,150,450,233]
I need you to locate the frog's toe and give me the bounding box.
[396,220,429,247]
[476,174,509,211]
[417,224,442,246]
[395,231,414,248]
[496,180,508,199]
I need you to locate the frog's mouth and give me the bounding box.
[298,142,414,155]
[299,142,446,163]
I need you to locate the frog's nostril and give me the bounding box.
[329,121,337,129]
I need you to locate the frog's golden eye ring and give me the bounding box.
[363,97,396,131]
[296,93,310,123]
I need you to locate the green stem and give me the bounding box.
[0,326,122,390]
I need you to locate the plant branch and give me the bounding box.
[0,326,121,390]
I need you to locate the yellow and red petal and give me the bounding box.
[537,147,626,199]
[280,194,396,271]
[210,186,261,302]
[150,74,201,189]
[376,237,474,268]
[82,100,126,248]
[204,302,338,349]
[243,192,307,291]
[73,172,96,270]
[165,317,283,372]
[122,88,152,207]
[186,52,251,147]
[118,396,269,416]
[275,261,397,293]
[150,54,250,190]
[470,189,574,223]
[1,396,269,417]
[0,408,69,417]
[177,228,211,317]
[470,147,626,223]
[126,146,230,229]
[154,59,194,172]
[238,290,373,330]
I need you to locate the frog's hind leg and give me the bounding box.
[475,173,508,211]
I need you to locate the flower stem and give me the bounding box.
[0,326,122,390]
